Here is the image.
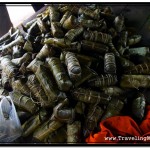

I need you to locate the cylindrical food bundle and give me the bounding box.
[64,52,81,81]
[88,74,118,88]
[72,88,111,104]
[120,75,150,88]
[1,70,11,90]
[51,22,64,38]
[114,15,124,32]
[47,57,72,91]
[104,53,116,74]
[119,31,128,47]
[11,52,32,66]
[27,74,51,107]
[1,55,18,78]
[9,91,39,114]
[60,11,71,25]
[67,121,81,143]
[35,65,67,105]
[33,120,63,142]
[49,6,60,22]
[36,44,55,60]
[119,57,135,69]
[26,58,44,73]
[124,63,150,75]
[101,99,124,121]
[83,30,112,44]
[22,109,49,137]
[11,79,31,97]
[64,27,84,44]
[63,15,79,30]
[85,105,104,132]
[132,95,146,121]
[81,40,109,54]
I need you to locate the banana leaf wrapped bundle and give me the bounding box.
[64,27,84,44]
[127,35,142,46]
[36,44,55,60]
[23,40,33,52]
[33,119,63,142]
[11,52,32,66]
[75,101,85,115]
[49,6,60,22]
[88,74,118,88]
[22,109,49,137]
[46,57,72,91]
[9,91,39,114]
[26,74,51,107]
[120,75,150,88]
[63,51,81,81]
[71,88,111,104]
[35,65,67,105]
[124,63,150,75]
[67,121,81,143]
[1,55,18,78]
[74,65,96,88]
[51,22,64,38]
[132,94,146,121]
[1,70,11,90]
[114,15,125,32]
[26,58,44,73]
[119,31,128,48]
[84,105,104,135]
[101,99,124,121]
[83,30,112,45]
[60,11,72,25]
[11,79,30,97]
[43,126,67,143]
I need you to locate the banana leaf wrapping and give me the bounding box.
[9,91,39,114]
[19,62,28,75]
[49,6,60,22]
[88,74,118,88]
[78,7,100,20]
[46,57,72,91]
[36,18,47,33]
[36,44,55,60]
[83,30,112,44]
[33,119,63,142]
[67,121,81,143]
[108,41,120,56]
[43,126,67,143]
[11,79,31,97]
[26,74,51,107]
[60,11,72,25]
[114,15,124,32]
[51,22,64,38]
[59,5,79,15]
[75,102,85,114]
[35,65,67,105]
[101,99,124,121]
[63,15,79,30]
[22,109,49,137]
[85,105,104,132]
[119,31,128,47]
[1,36,24,56]
[104,53,116,74]
[128,47,149,56]
[1,70,11,90]
[74,65,95,88]
[132,95,146,121]
[64,27,84,44]
[44,38,68,48]
[11,52,32,66]
[81,40,109,54]
[27,22,41,36]
[127,35,142,46]
[124,63,150,75]
[23,40,33,52]
[120,75,150,88]
[64,52,81,81]
[119,57,135,69]
[72,88,111,104]
[101,86,125,97]
[12,45,24,59]
[26,58,44,73]
[1,55,18,78]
